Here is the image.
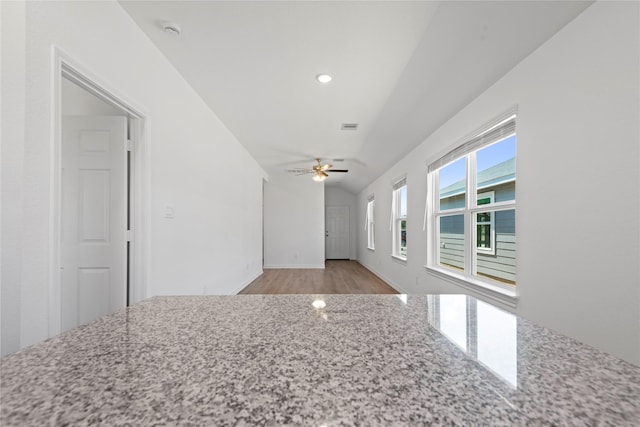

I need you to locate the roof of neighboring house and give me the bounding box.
[440,157,515,199]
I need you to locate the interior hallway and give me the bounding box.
[240,260,398,294]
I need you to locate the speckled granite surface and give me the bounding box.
[1,294,639,426]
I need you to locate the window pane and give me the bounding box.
[400,219,407,257]
[477,211,491,223]
[370,201,375,248]
[439,214,464,271]
[367,200,375,249]
[399,186,407,217]
[477,196,491,206]
[474,209,516,285]
[477,223,491,249]
[439,158,466,211]
[476,135,516,204]
[476,206,493,251]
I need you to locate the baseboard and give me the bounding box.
[231,270,264,295]
[356,261,408,294]
[263,264,325,269]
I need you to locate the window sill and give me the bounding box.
[476,248,496,256]
[424,265,518,308]
[391,255,407,264]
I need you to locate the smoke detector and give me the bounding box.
[163,23,182,37]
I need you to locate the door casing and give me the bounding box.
[51,47,149,337]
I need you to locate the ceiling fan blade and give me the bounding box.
[289,157,350,179]
[287,169,314,175]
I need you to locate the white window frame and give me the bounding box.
[366,197,375,250]
[425,111,517,306]
[392,179,407,260]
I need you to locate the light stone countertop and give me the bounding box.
[1,294,639,426]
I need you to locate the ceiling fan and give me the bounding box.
[287,158,349,182]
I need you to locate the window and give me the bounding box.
[476,191,495,254]
[366,197,375,250]
[392,178,407,259]
[427,112,516,296]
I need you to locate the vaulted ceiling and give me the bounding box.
[120,1,592,194]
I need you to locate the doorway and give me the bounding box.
[61,114,129,333]
[325,205,350,260]
[52,51,147,336]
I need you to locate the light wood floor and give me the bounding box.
[240,260,398,294]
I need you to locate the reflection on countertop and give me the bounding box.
[1,294,639,426]
[427,294,517,387]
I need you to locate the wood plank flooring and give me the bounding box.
[239,260,398,294]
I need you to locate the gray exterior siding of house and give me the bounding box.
[439,180,516,284]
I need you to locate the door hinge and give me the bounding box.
[126,139,133,152]
[126,230,132,242]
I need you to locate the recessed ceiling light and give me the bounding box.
[316,74,332,84]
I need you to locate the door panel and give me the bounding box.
[78,268,110,325]
[79,170,111,241]
[61,116,127,332]
[326,206,350,259]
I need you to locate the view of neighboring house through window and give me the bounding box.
[427,113,516,291]
[476,191,495,254]
[392,178,407,259]
[366,197,375,250]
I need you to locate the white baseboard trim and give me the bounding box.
[356,261,408,294]
[231,270,264,295]
[263,264,325,269]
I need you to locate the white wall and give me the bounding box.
[1,0,27,357]
[1,1,266,356]
[62,77,123,116]
[264,175,325,268]
[357,2,640,365]
[325,186,357,260]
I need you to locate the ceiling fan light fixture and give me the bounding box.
[312,172,327,182]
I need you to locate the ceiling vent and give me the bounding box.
[332,158,345,162]
[341,123,358,131]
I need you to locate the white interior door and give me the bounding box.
[61,116,127,332]
[326,206,350,259]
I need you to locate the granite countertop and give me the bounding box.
[1,294,639,426]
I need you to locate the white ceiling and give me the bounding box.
[120,1,592,194]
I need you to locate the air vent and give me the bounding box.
[341,123,358,131]
[332,158,345,162]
